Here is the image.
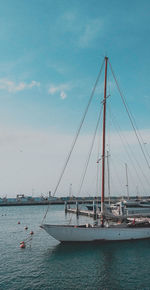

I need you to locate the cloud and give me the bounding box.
[28,80,40,88]
[0,79,40,93]
[48,86,58,95]
[48,83,71,100]
[60,91,67,100]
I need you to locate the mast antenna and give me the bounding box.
[125,163,129,200]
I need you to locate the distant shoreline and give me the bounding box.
[0,201,64,206]
[0,199,96,207]
[1,196,150,206]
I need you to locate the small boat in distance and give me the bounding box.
[41,57,150,242]
[86,205,100,211]
[123,199,150,208]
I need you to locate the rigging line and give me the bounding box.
[108,60,150,169]
[95,98,104,198]
[109,104,148,191]
[143,143,150,160]
[78,105,103,196]
[128,107,150,162]
[129,110,146,143]
[41,58,105,223]
[68,211,75,224]
[126,165,137,196]
[107,104,128,195]
[109,156,125,196]
[123,94,150,155]
[52,58,105,198]
[108,107,149,193]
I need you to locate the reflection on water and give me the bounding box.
[43,239,150,289]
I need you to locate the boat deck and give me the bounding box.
[67,208,101,218]
[66,207,150,219]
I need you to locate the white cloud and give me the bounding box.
[48,83,71,100]
[60,91,67,100]
[0,79,40,93]
[28,80,40,88]
[48,86,58,95]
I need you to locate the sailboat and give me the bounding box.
[41,57,150,242]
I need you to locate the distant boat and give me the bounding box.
[86,202,100,211]
[42,57,150,242]
[86,205,98,211]
[123,200,150,208]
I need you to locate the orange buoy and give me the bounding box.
[24,226,28,230]
[30,231,34,235]
[20,241,26,248]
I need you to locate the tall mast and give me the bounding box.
[125,163,129,200]
[107,150,111,206]
[101,56,108,224]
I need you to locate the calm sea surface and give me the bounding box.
[1,204,150,290]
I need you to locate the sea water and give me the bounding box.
[0,205,150,290]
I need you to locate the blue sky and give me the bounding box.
[0,0,150,197]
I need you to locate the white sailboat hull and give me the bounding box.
[42,224,150,242]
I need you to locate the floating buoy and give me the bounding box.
[24,226,28,230]
[18,221,20,224]
[30,231,34,235]
[20,241,26,248]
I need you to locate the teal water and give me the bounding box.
[1,205,150,290]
